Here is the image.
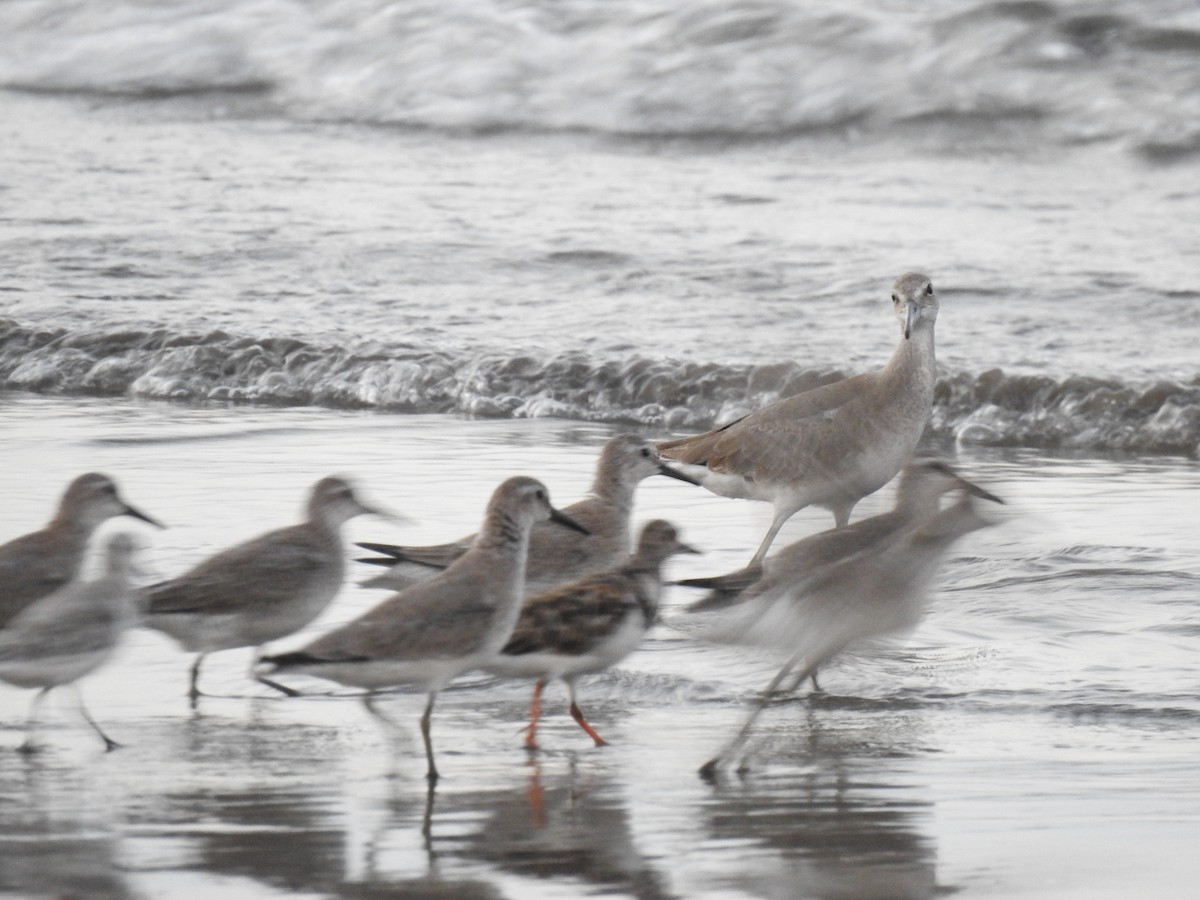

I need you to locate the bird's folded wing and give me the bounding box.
[147,535,328,615]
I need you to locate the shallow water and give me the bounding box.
[3,2,1200,892]
[1,396,1198,898]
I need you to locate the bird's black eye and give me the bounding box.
[640,448,652,458]
[891,293,899,303]
[925,283,933,295]
[535,490,545,501]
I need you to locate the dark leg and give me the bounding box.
[566,679,607,748]
[74,686,121,752]
[421,693,440,784]
[188,654,206,708]
[17,687,52,755]
[252,648,301,697]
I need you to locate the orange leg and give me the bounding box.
[523,680,545,751]
[566,679,608,747]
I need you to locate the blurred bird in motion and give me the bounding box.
[697,476,1003,780]
[678,458,1001,691]
[0,533,142,753]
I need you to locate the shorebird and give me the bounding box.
[0,533,141,753]
[487,519,699,751]
[698,482,1001,780]
[0,473,162,628]
[678,459,1001,692]
[258,476,588,783]
[658,273,940,564]
[356,433,698,593]
[143,476,388,704]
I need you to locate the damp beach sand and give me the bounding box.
[1,396,1198,899]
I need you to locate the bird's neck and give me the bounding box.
[475,510,531,557]
[590,470,636,511]
[885,324,936,377]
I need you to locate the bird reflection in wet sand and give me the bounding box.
[0,533,142,753]
[258,477,587,783]
[701,731,940,900]
[679,459,1001,692]
[488,519,699,751]
[658,273,939,564]
[699,481,1002,780]
[356,433,698,594]
[458,759,675,900]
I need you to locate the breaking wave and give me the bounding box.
[2,0,1200,158]
[3,319,1198,456]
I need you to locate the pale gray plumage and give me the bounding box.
[0,472,161,628]
[487,519,700,750]
[259,476,588,783]
[698,481,1001,780]
[0,532,141,752]
[356,433,698,593]
[143,476,385,703]
[679,459,1001,613]
[658,273,939,564]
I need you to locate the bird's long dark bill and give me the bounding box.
[125,504,166,529]
[958,477,1004,504]
[657,462,702,486]
[550,508,590,535]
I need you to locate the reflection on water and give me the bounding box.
[0,699,943,899]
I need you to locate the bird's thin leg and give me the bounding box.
[700,652,814,781]
[779,666,823,695]
[750,506,801,564]
[523,680,546,752]
[74,685,121,752]
[421,693,440,784]
[252,650,301,697]
[566,679,607,748]
[18,687,52,755]
[188,654,206,708]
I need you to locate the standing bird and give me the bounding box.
[0,473,162,628]
[658,273,940,564]
[355,434,698,594]
[488,519,700,751]
[143,476,388,704]
[698,483,1001,780]
[0,533,141,753]
[258,477,588,783]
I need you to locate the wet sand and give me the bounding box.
[1,394,1199,899]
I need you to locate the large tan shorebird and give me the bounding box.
[658,273,940,563]
[487,519,699,751]
[143,476,388,705]
[698,481,1001,780]
[259,476,588,783]
[0,533,142,753]
[0,473,162,628]
[356,433,698,594]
